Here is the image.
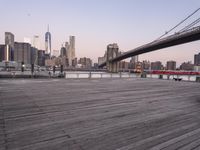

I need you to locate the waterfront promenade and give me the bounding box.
[0,78,200,150]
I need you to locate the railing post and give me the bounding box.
[89,71,91,79]
[188,75,190,81]
[167,75,170,80]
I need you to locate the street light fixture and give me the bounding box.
[21,62,25,72]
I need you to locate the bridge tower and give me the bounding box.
[106,43,119,73]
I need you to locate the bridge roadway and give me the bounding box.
[0,78,200,150]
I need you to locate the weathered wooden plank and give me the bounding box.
[179,138,200,150]
[0,78,200,150]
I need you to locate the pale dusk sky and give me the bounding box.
[0,0,200,65]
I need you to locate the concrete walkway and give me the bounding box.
[0,78,200,150]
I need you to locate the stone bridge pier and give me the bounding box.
[106,43,119,73]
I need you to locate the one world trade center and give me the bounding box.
[45,25,51,57]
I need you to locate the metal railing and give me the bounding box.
[65,72,140,79]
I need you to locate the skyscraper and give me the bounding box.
[0,45,5,61]
[151,61,162,70]
[65,42,69,58]
[60,47,67,57]
[31,47,38,65]
[5,32,14,61]
[194,53,200,66]
[33,35,40,49]
[78,57,92,69]
[5,32,14,48]
[38,50,45,66]
[14,42,31,64]
[70,36,75,59]
[68,36,75,66]
[180,62,194,71]
[166,61,176,70]
[45,25,51,57]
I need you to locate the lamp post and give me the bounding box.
[5,61,9,71]
[31,64,34,77]
[21,62,25,72]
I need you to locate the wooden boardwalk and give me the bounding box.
[0,78,200,150]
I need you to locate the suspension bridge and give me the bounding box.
[99,8,200,72]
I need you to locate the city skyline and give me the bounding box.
[1,0,200,65]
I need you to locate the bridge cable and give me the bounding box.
[156,8,200,40]
[178,17,200,32]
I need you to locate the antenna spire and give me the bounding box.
[47,24,49,32]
